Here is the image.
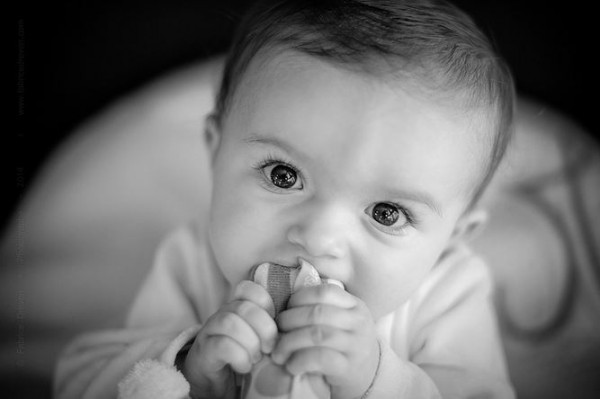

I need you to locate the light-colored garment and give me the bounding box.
[54,221,514,399]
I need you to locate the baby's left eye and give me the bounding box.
[365,202,413,234]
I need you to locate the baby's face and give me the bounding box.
[208,51,484,319]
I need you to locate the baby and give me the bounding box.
[55,0,516,398]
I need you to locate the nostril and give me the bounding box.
[286,205,350,260]
[289,228,346,259]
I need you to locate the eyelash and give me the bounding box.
[252,154,304,191]
[252,155,418,235]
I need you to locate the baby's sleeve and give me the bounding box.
[53,225,210,399]
[405,246,515,398]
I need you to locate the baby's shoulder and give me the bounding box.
[382,244,495,358]
[410,244,494,311]
[432,244,492,285]
[158,220,208,256]
[153,220,216,280]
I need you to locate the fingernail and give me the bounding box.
[270,351,283,365]
[232,280,249,299]
[263,340,275,354]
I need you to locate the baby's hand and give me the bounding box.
[182,280,278,399]
[272,284,380,399]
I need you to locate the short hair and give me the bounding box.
[214,0,515,207]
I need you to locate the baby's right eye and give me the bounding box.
[372,202,401,226]
[268,164,298,189]
[257,160,304,191]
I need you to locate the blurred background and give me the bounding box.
[7,0,599,397]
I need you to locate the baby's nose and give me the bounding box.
[286,201,350,260]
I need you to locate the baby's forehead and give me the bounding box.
[237,50,494,139]
[230,51,494,204]
[237,48,491,115]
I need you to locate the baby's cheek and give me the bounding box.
[209,223,249,284]
[210,212,282,289]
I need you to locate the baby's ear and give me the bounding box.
[204,113,221,163]
[450,208,488,244]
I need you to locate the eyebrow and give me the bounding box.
[244,134,443,217]
[243,134,308,160]
[385,189,444,218]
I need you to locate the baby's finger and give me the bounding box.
[197,334,254,374]
[202,311,262,363]
[222,300,278,353]
[277,304,358,332]
[287,283,356,309]
[283,347,347,379]
[232,280,276,318]
[271,325,352,365]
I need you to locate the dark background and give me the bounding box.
[9,0,597,231]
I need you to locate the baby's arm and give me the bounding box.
[54,225,225,399]
[404,248,515,398]
[359,249,514,398]
[54,324,201,399]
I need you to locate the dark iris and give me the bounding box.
[372,203,399,226]
[270,165,297,188]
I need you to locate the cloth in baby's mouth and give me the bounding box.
[251,259,342,317]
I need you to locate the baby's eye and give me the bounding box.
[365,202,413,234]
[261,163,303,190]
[270,164,297,188]
[372,203,401,226]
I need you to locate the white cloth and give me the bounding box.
[54,221,514,399]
